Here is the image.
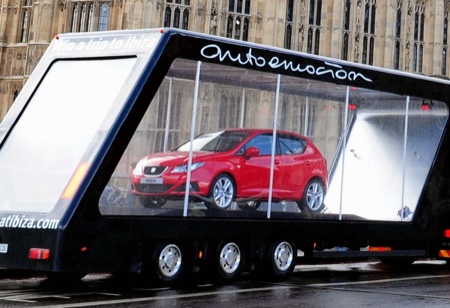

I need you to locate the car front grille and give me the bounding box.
[135,184,173,193]
[143,166,167,176]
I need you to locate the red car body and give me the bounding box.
[130,129,328,211]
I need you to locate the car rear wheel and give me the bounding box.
[297,179,325,213]
[236,201,261,211]
[208,174,235,210]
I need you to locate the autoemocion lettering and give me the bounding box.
[0,215,59,229]
[200,44,373,83]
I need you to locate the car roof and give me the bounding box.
[214,128,310,140]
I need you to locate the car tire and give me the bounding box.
[297,179,325,213]
[139,197,167,208]
[236,201,261,211]
[208,174,235,210]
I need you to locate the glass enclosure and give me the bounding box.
[100,58,448,222]
[0,58,137,213]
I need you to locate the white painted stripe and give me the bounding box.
[306,274,450,287]
[29,286,292,308]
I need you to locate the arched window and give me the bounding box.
[394,3,402,70]
[284,24,292,49]
[413,4,425,73]
[307,0,322,55]
[87,4,94,32]
[71,4,79,32]
[70,1,110,33]
[443,9,449,76]
[284,0,294,50]
[341,0,351,60]
[164,1,190,30]
[227,0,251,41]
[98,3,109,31]
[80,4,87,32]
[362,0,376,65]
[19,0,32,43]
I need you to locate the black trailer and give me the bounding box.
[1,28,450,285]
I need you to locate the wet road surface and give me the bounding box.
[0,260,450,307]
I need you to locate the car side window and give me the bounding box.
[279,134,306,155]
[243,134,274,155]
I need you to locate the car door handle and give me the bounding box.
[274,160,280,165]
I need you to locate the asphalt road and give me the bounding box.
[1,260,450,307]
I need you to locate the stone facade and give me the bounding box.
[1,0,449,121]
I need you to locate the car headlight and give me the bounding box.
[171,162,205,173]
[132,160,145,176]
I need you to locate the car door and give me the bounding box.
[274,133,309,200]
[234,133,274,199]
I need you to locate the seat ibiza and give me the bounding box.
[130,129,328,213]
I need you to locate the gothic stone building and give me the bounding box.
[0,0,449,121]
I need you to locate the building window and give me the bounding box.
[285,24,292,49]
[284,0,294,49]
[70,2,110,32]
[98,3,109,31]
[342,0,351,60]
[19,0,32,43]
[226,0,251,41]
[443,10,448,76]
[394,41,401,70]
[443,48,447,76]
[164,0,190,30]
[362,0,376,65]
[394,3,402,70]
[412,4,425,73]
[307,0,322,54]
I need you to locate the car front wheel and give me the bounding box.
[139,197,167,208]
[208,174,235,210]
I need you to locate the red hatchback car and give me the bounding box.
[130,129,328,213]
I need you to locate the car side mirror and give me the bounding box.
[245,147,260,158]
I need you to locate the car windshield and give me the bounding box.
[176,131,251,152]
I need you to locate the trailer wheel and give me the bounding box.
[266,240,297,279]
[147,242,184,286]
[298,179,325,213]
[208,174,235,210]
[215,241,244,281]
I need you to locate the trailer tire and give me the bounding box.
[215,241,245,281]
[146,242,184,286]
[265,240,297,280]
